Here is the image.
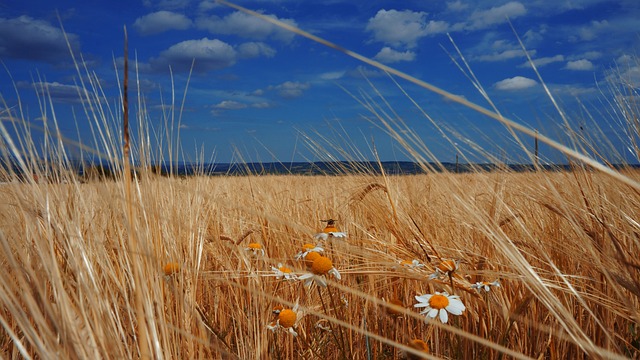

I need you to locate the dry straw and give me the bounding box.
[0,1,638,359]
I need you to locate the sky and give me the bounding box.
[1,0,639,164]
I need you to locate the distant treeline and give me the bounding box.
[2,159,639,181]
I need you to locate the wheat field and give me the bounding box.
[0,168,638,359]
[1,1,639,357]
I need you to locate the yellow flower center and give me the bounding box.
[428,294,450,310]
[438,260,456,272]
[163,262,180,276]
[278,309,297,328]
[323,225,339,233]
[304,251,321,266]
[311,256,334,275]
[248,243,262,250]
[400,260,412,266]
[302,243,315,250]
[408,339,429,353]
[278,266,292,273]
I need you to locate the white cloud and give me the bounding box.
[571,20,609,42]
[570,51,602,60]
[366,9,446,48]
[236,42,276,59]
[476,48,534,62]
[214,100,247,110]
[319,71,345,80]
[0,16,80,63]
[565,59,594,71]
[617,54,633,64]
[447,1,469,11]
[196,11,297,43]
[150,38,236,72]
[468,2,526,30]
[518,54,564,68]
[494,76,538,90]
[373,47,416,63]
[251,102,272,109]
[197,0,219,12]
[20,81,84,103]
[149,38,275,73]
[133,11,192,36]
[268,81,310,99]
[605,65,640,88]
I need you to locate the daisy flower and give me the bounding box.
[272,305,283,315]
[314,219,347,240]
[471,280,500,292]
[399,259,425,269]
[271,263,297,280]
[245,242,265,257]
[299,256,341,287]
[163,262,180,276]
[267,304,299,336]
[404,339,429,360]
[414,291,465,323]
[428,259,460,280]
[294,243,324,260]
[302,251,322,268]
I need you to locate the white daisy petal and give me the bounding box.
[329,232,347,238]
[427,308,439,319]
[329,268,341,280]
[445,299,466,315]
[314,233,329,241]
[439,309,449,323]
[415,294,431,303]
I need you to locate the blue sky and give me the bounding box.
[1,0,639,164]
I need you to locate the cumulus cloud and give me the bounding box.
[570,51,601,60]
[572,20,609,42]
[518,54,564,68]
[476,48,534,62]
[214,100,247,110]
[268,81,310,99]
[0,16,80,63]
[373,47,416,63]
[19,81,84,103]
[494,76,537,90]
[617,54,633,64]
[468,2,526,30]
[366,9,447,48]
[565,59,594,71]
[148,38,274,73]
[251,102,272,109]
[150,38,236,72]
[236,42,276,59]
[133,11,192,35]
[447,0,469,11]
[319,71,345,80]
[196,11,297,43]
